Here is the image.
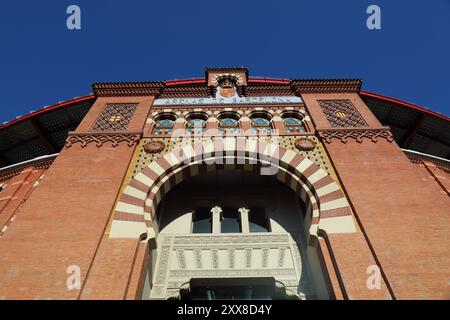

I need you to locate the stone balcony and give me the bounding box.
[150,232,313,299]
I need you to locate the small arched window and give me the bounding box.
[218,112,240,133]
[153,113,176,135]
[186,112,208,133]
[281,112,305,133]
[250,112,272,133]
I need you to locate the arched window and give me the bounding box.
[221,207,241,233]
[218,112,240,133]
[192,207,212,233]
[249,207,270,232]
[186,112,208,133]
[250,112,272,133]
[153,113,176,135]
[281,112,305,133]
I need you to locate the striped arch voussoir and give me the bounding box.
[109,138,354,240]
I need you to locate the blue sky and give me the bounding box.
[0,0,449,123]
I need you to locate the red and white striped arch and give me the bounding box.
[109,138,356,242]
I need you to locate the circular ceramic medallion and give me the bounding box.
[144,141,165,154]
[295,138,316,151]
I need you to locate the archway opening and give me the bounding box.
[156,169,306,237]
[142,167,331,300]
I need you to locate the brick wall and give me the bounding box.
[0,167,47,237]
[0,96,154,299]
[325,140,450,299]
[303,92,450,299]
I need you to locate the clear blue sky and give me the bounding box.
[0,0,449,124]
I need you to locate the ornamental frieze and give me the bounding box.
[318,128,394,144]
[65,131,141,148]
[153,95,302,106]
[150,105,305,114]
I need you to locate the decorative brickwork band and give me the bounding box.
[0,154,57,184]
[318,100,368,127]
[92,81,165,97]
[65,131,141,148]
[318,128,394,144]
[404,149,450,174]
[92,103,138,131]
[290,79,361,94]
[160,85,210,98]
[244,84,295,97]
[109,139,356,241]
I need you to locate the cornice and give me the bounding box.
[403,149,450,173]
[290,79,362,94]
[160,85,211,98]
[92,81,166,97]
[244,84,295,97]
[205,67,249,77]
[0,154,57,182]
[91,78,362,98]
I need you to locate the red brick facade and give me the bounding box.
[0,69,448,300]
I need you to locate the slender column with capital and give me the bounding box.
[238,207,250,233]
[211,206,222,234]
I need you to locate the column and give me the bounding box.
[211,206,222,234]
[238,207,250,233]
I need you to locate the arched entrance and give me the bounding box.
[110,138,356,299]
[147,168,319,299]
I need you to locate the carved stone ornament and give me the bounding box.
[144,140,166,154]
[294,138,316,151]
